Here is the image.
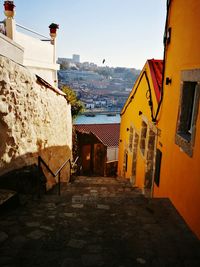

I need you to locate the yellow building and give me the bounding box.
[118,59,163,197]
[153,0,200,239]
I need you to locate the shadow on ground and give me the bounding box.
[0,176,200,267]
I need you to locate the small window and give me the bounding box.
[129,126,133,152]
[175,70,200,157]
[154,149,162,187]
[140,121,147,156]
[123,150,128,175]
[177,82,197,141]
[125,152,128,172]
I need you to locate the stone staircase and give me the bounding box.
[0,175,200,267]
[0,189,19,211]
[0,164,47,209]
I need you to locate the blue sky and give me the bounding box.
[2,0,166,69]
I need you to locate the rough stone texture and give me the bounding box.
[67,239,87,248]
[0,55,72,189]
[27,230,45,240]
[0,231,8,244]
[97,204,110,210]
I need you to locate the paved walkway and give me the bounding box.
[0,176,200,267]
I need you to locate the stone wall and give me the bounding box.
[0,55,72,190]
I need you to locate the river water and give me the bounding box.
[74,114,121,125]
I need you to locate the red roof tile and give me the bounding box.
[75,123,120,147]
[148,59,163,102]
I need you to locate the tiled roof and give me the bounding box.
[148,59,163,102]
[75,123,120,147]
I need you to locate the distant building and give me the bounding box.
[58,54,80,65]
[59,69,102,82]
[85,103,95,109]
[72,54,80,63]
[57,57,72,64]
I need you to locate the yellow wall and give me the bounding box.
[153,0,200,239]
[118,62,158,190]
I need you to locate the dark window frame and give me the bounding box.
[175,70,200,157]
[129,126,134,152]
[140,120,148,156]
[154,149,162,187]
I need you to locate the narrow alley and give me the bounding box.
[0,176,200,267]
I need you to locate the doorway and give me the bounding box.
[94,143,105,176]
[81,144,92,174]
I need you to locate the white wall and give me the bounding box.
[107,147,119,162]
[15,31,59,86]
[0,32,24,64]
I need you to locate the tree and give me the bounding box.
[61,86,84,164]
[62,85,84,119]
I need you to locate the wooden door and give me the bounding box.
[94,143,105,176]
[81,144,91,174]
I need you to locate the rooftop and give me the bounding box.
[75,123,120,147]
[148,59,163,102]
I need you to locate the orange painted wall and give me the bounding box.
[153,0,200,239]
[118,62,158,190]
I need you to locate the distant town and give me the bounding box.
[58,54,140,114]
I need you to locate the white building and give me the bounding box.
[72,54,80,63]
[1,4,59,87]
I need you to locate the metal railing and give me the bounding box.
[16,23,51,41]
[38,155,79,195]
[72,156,79,169]
[0,21,6,35]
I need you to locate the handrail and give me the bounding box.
[72,156,79,169]
[54,159,71,177]
[38,156,71,195]
[16,23,50,40]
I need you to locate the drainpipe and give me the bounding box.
[53,38,58,87]
[49,23,59,87]
[154,0,172,122]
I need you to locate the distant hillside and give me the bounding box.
[57,58,140,112]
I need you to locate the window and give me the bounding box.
[123,149,128,176]
[177,82,197,140]
[140,121,147,156]
[175,70,200,157]
[125,152,128,172]
[154,149,162,187]
[129,126,133,152]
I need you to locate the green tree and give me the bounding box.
[62,85,84,119]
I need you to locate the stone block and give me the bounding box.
[0,231,8,244]
[97,204,110,210]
